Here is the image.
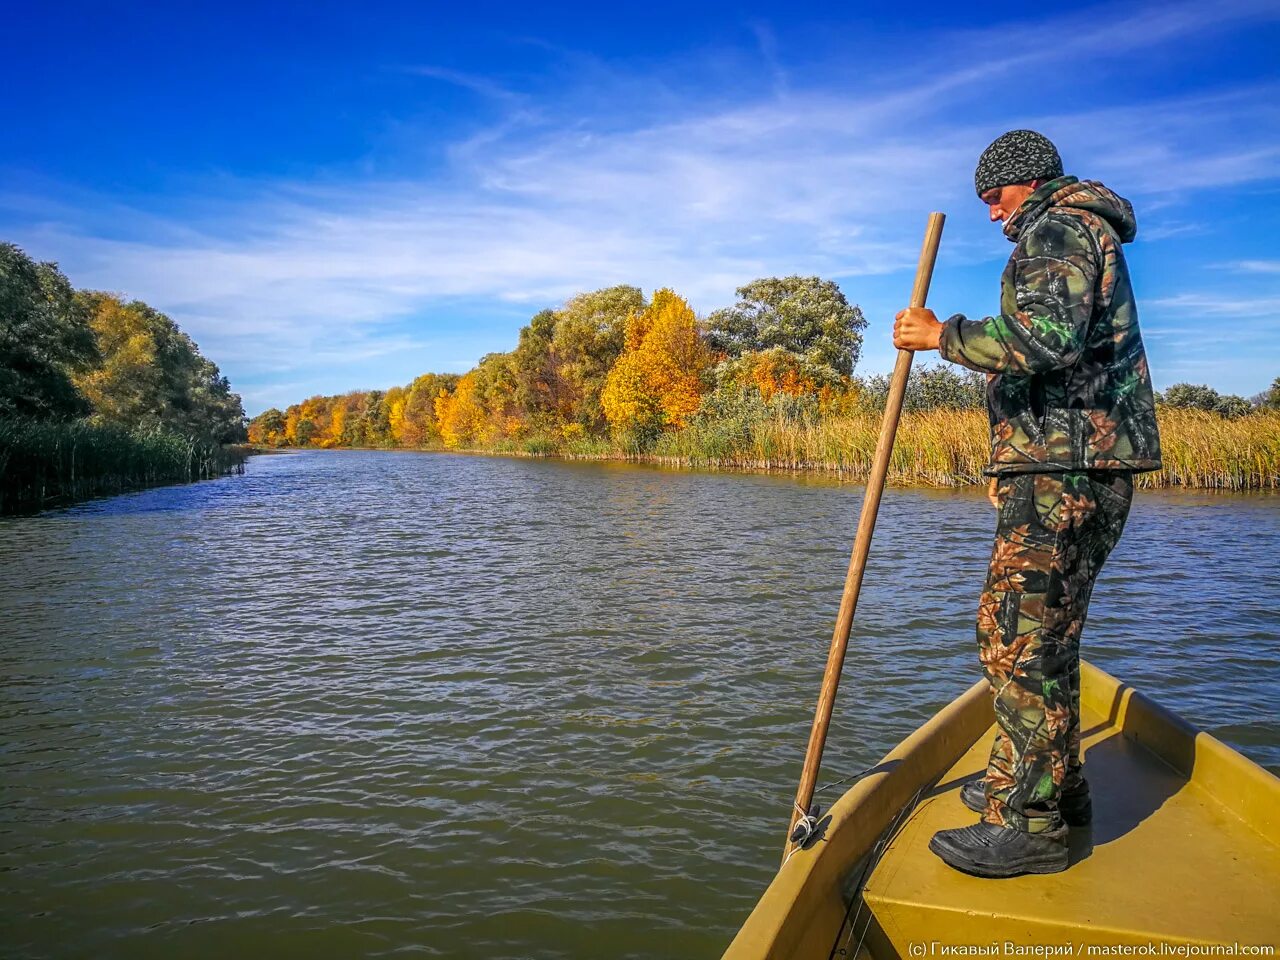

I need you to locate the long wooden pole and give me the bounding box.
[783,211,946,860]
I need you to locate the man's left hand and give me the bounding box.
[893,307,943,352]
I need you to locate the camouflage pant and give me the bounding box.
[978,470,1134,833]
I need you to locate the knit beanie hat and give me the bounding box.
[974,130,1063,196]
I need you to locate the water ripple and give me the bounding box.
[1,450,1277,958]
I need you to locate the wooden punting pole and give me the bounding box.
[784,212,946,862]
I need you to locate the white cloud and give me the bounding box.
[1148,293,1280,317]
[2,0,1278,411]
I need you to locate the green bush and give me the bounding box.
[856,364,986,412]
[1159,382,1253,419]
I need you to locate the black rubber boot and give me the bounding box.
[928,821,1069,877]
[960,777,1093,827]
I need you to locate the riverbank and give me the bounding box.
[0,419,248,515]
[279,407,1280,491]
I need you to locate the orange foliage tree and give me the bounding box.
[740,347,817,400]
[247,408,286,446]
[601,289,710,436]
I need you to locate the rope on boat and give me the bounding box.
[787,800,822,849]
[814,763,878,797]
[783,763,881,865]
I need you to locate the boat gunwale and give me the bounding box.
[1080,661,1280,845]
[722,659,1280,959]
[722,675,992,959]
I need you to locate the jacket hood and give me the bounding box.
[1004,175,1138,244]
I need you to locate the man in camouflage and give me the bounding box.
[893,129,1162,877]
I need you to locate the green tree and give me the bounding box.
[1160,383,1222,411]
[507,286,647,433]
[511,309,564,421]
[706,276,866,389]
[472,352,521,436]
[1160,382,1252,419]
[0,243,97,418]
[552,285,646,431]
[294,417,317,446]
[357,389,391,446]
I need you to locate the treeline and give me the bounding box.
[251,278,1280,488]
[0,241,246,512]
[252,278,987,451]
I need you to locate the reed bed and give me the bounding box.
[344,403,1277,491]
[650,408,992,484]
[1144,408,1280,490]
[0,419,246,514]
[554,406,1280,490]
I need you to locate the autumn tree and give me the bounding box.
[707,276,865,393]
[318,392,368,447]
[737,347,816,400]
[286,395,330,446]
[248,408,287,446]
[601,288,710,438]
[74,292,245,442]
[73,294,163,425]
[434,372,487,448]
[382,386,407,445]
[552,285,645,432]
[399,372,460,446]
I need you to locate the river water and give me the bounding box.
[2,450,1277,959]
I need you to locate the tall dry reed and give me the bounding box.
[602,406,1279,489]
[1142,408,1280,490]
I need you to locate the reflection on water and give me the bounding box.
[1,450,1277,958]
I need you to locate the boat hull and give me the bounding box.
[724,660,1280,959]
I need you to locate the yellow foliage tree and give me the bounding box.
[384,386,408,445]
[601,289,710,434]
[73,294,160,423]
[434,373,487,448]
[284,408,300,444]
[324,403,346,448]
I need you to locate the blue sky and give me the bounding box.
[3,1,1278,415]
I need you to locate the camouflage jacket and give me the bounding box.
[938,176,1162,476]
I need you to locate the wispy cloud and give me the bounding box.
[1222,260,1280,274]
[1148,293,1280,316]
[2,0,1278,409]
[399,65,524,104]
[748,20,789,99]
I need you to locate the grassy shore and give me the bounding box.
[0,419,247,514]
[466,407,1280,490]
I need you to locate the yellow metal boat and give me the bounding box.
[724,659,1280,958]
